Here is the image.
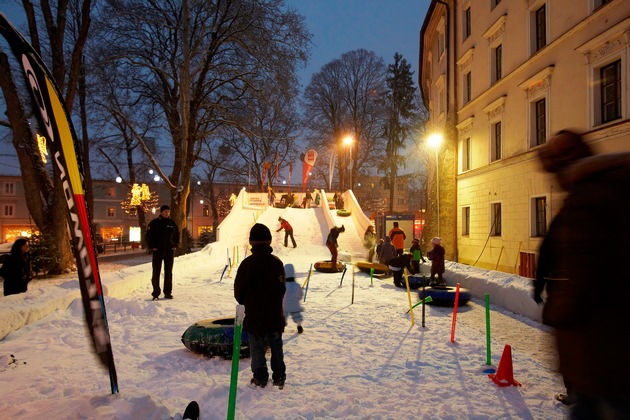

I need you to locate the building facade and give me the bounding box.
[420,0,629,274]
[0,176,241,245]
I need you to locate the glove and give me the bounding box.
[533,292,543,305]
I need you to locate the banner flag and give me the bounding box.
[0,14,118,393]
[301,149,317,191]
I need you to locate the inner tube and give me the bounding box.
[403,274,430,289]
[355,261,389,275]
[314,260,345,273]
[336,209,351,217]
[418,285,470,307]
[181,317,249,359]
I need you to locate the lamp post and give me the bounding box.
[343,135,353,191]
[427,133,443,238]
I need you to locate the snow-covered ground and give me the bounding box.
[0,191,567,419]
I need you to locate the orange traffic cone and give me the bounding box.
[488,344,521,387]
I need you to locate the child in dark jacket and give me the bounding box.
[427,237,446,286]
[388,253,415,288]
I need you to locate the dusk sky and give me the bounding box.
[1,1,430,90]
[286,0,430,89]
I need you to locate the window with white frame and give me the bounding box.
[4,182,15,196]
[457,117,474,173]
[491,121,502,162]
[576,21,627,128]
[527,0,547,56]
[437,17,446,59]
[4,204,14,217]
[462,206,470,236]
[463,7,471,40]
[532,196,547,237]
[483,16,506,85]
[493,44,502,83]
[464,71,472,104]
[519,66,553,149]
[490,202,502,236]
[462,137,471,171]
[600,60,622,124]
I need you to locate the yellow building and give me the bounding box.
[420,0,629,275]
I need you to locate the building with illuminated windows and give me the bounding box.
[420,0,629,275]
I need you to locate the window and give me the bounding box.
[4,182,15,195]
[535,98,546,146]
[462,137,471,171]
[106,187,116,197]
[462,206,470,236]
[532,197,547,237]
[203,205,209,217]
[464,72,472,104]
[491,0,502,8]
[601,60,621,124]
[493,44,502,82]
[593,0,612,10]
[107,207,116,218]
[535,5,546,52]
[3,204,14,217]
[491,202,502,236]
[463,7,471,40]
[491,121,502,162]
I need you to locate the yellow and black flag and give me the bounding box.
[0,14,118,394]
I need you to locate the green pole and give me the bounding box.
[485,294,491,365]
[370,268,374,286]
[227,305,245,420]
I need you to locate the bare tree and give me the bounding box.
[92,0,309,251]
[0,1,93,273]
[302,49,387,191]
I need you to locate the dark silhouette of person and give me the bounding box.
[1,238,31,296]
[146,205,180,300]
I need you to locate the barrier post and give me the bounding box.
[450,283,461,342]
[404,271,415,326]
[227,305,245,420]
[485,293,492,365]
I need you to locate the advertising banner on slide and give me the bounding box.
[0,13,119,393]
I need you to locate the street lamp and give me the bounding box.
[343,135,353,191]
[427,133,443,237]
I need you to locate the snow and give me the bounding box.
[0,190,568,419]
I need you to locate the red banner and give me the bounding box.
[301,149,318,191]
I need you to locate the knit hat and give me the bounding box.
[249,223,272,246]
[340,225,345,232]
[160,205,170,212]
[284,263,295,282]
[412,238,419,243]
[538,129,593,173]
[431,237,441,245]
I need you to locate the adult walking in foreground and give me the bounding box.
[534,129,630,419]
[277,217,297,248]
[0,238,31,296]
[146,205,180,300]
[234,223,287,389]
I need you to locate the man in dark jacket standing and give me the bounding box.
[146,205,180,300]
[326,225,345,270]
[235,223,287,389]
[534,130,630,418]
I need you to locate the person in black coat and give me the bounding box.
[1,238,32,296]
[388,253,415,288]
[234,223,287,388]
[146,205,180,300]
[326,225,345,270]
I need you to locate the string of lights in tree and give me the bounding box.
[120,183,159,216]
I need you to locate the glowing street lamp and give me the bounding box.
[343,135,353,190]
[427,133,443,237]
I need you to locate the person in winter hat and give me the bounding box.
[533,129,630,418]
[146,205,180,300]
[282,263,304,333]
[377,236,396,266]
[363,225,377,262]
[427,237,445,286]
[388,221,407,256]
[234,223,287,389]
[409,238,426,273]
